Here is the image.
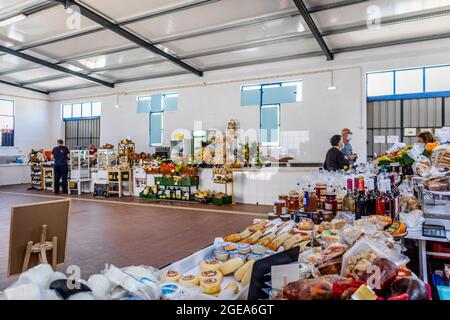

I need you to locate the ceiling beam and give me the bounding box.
[308,0,370,13]
[292,0,333,60]
[51,0,203,77]
[0,44,114,88]
[0,79,49,95]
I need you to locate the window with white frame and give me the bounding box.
[0,99,14,147]
[62,101,101,119]
[367,64,450,99]
[138,93,178,146]
[241,80,301,146]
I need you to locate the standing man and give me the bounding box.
[52,139,70,194]
[341,128,357,166]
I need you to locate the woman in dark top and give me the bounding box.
[324,134,349,171]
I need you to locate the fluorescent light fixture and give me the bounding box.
[328,70,337,90]
[0,14,26,27]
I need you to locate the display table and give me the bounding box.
[0,163,30,186]
[405,229,450,283]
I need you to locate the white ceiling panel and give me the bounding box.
[1,66,63,82]
[158,15,308,55]
[79,0,207,22]
[325,15,450,49]
[25,30,132,60]
[312,0,450,31]
[73,47,158,71]
[31,76,93,91]
[0,54,35,73]
[0,6,98,47]
[94,62,182,80]
[185,38,320,68]
[0,0,43,14]
[127,0,296,41]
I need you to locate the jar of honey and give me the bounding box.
[287,192,300,213]
[325,193,336,211]
[274,200,285,216]
[322,211,333,222]
[279,195,288,210]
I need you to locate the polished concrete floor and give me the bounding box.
[0,185,268,289]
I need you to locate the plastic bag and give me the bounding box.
[341,238,409,278]
[407,143,425,161]
[435,127,450,143]
[432,143,450,168]
[412,155,432,177]
[387,143,406,154]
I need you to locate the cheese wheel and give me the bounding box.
[179,274,199,288]
[200,259,222,272]
[198,270,223,283]
[234,259,255,282]
[201,278,221,295]
[219,258,245,276]
[164,270,180,282]
[240,260,255,287]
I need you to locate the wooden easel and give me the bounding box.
[22,225,58,272]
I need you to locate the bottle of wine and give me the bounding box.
[366,178,377,216]
[384,180,394,220]
[390,175,401,221]
[342,178,353,212]
[376,181,386,215]
[355,178,367,220]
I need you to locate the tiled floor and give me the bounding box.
[0,185,268,289]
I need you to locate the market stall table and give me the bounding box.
[405,229,450,283]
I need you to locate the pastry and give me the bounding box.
[251,245,266,255]
[224,233,240,243]
[240,230,263,244]
[200,259,222,272]
[179,274,199,288]
[234,259,255,282]
[201,278,221,295]
[240,260,255,287]
[164,270,180,282]
[255,232,276,247]
[238,228,254,241]
[331,219,346,230]
[297,218,314,230]
[220,257,245,276]
[283,232,310,250]
[267,232,291,251]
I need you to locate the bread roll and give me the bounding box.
[164,270,180,282]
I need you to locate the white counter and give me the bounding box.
[0,163,30,186]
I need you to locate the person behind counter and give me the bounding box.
[51,139,70,195]
[324,134,349,171]
[341,128,357,166]
[417,131,435,144]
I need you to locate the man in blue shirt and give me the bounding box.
[341,128,357,167]
[51,139,70,194]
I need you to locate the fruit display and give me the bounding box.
[374,145,414,165]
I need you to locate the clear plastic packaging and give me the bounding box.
[432,143,450,168]
[412,155,432,177]
[407,143,425,161]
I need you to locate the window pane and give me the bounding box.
[72,103,82,118]
[242,85,261,91]
[426,66,450,92]
[150,112,163,146]
[261,105,279,146]
[82,102,92,117]
[0,116,14,130]
[283,81,303,102]
[62,104,71,118]
[396,69,423,94]
[92,102,101,117]
[0,100,14,116]
[367,72,394,96]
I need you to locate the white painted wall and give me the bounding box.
[0,84,51,159]
[47,37,450,164]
